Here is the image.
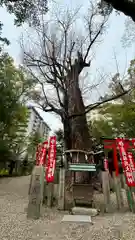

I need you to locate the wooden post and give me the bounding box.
[27,165,44,219]
[101,171,111,212]
[47,182,54,207]
[122,174,135,212]
[58,167,65,210]
[112,172,124,210]
[43,180,47,204]
[120,173,125,189]
[43,166,47,205]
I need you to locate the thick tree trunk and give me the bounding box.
[67,70,92,151]
[63,118,72,150]
[66,65,93,183]
[63,60,94,209]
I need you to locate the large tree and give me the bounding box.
[23,3,108,153]
[22,2,132,188]
[24,2,129,152]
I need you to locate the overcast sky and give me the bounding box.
[0,0,135,133]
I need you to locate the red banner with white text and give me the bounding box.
[116,138,135,187]
[36,141,48,166]
[127,152,135,181]
[46,136,56,183]
[36,143,42,165]
[39,141,48,166]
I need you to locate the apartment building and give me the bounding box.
[18,105,51,161]
[27,106,51,139]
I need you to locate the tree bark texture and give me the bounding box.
[65,63,93,184]
[67,64,92,152]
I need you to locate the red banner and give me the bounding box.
[36,143,42,165]
[36,141,48,166]
[127,152,135,177]
[131,138,135,152]
[116,138,135,187]
[46,136,56,183]
[39,141,48,166]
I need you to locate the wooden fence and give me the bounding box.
[28,165,135,217]
[101,171,135,213]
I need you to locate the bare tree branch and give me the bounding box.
[22,1,110,151]
[83,22,105,63]
[83,3,108,64]
[68,88,131,118]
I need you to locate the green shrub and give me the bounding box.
[0,168,9,176]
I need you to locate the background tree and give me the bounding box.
[89,58,135,143]
[27,131,42,161]
[0,0,48,47]
[90,102,135,142]
[0,51,33,166]
[0,22,10,46]
[122,18,135,47]
[0,0,48,26]
[90,117,114,145]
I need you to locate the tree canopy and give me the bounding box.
[0,51,32,162]
[99,0,135,22]
[89,58,135,144]
[23,2,110,151]
[0,0,48,46]
[0,0,48,26]
[90,102,135,143]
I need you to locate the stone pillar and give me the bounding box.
[58,167,65,210]
[113,172,124,210]
[27,165,44,219]
[101,171,111,212]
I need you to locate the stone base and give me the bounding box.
[71,207,99,216]
[62,214,92,223]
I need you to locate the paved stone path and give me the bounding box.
[0,176,135,240]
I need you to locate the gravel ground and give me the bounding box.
[0,176,135,240]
